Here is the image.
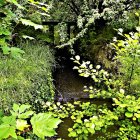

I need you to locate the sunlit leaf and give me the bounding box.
[16,119,29,131]
[0,124,17,139]
[125,112,133,118]
[2,46,10,54]
[31,113,61,139]
[20,19,43,30]
[22,35,35,40]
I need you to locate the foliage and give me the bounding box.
[70,28,140,139]
[14,0,55,45]
[44,99,119,139]
[111,9,140,31]
[0,41,55,111]
[43,26,140,139]
[17,0,51,30]
[1,0,140,140]
[111,25,140,93]
[113,93,140,121]
[31,113,61,139]
[72,55,122,99]
[112,93,140,139]
[55,0,137,49]
[0,0,52,58]
[0,104,61,140]
[78,26,116,63]
[20,19,43,30]
[0,0,25,58]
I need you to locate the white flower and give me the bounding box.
[81,62,87,68]
[84,119,89,122]
[86,61,90,64]
[120,89,125,94]
[113,37,117,42]
[75,55,80,61]
[118,28,123,33]
[46,102,51,106]
[57,102,61,106]
[96,65,101,69]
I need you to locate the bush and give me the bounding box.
[0,41,55,111]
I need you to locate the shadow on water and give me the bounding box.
[55,66,90,101]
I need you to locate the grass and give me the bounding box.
[0,41,55,111]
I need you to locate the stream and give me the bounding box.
[51,55,113,140]
[55,64,89,102]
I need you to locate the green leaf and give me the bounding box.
[88,127,95,134]
[2,116,16,126]
[12,104,19,113]
[125,112,133,118]
[18,104,31,114]
[18,111,34,119]
[20,18,43,30]
[17,136,26,140]
[95,126,101,130]
[16,119,29,131]
[11,104,34,119]
[119,104,127,108]
[0,0,5,7]
[76,119,82,123]
[76,129,82,134]
[0,124,17,139]
[2,46,10,54]
[10,47,25,59]
[89,94,94,98]
[7,0,24,9]
[0,110,4,118]
[69,131,77,137]
[68,128,73,132]
[127,107,134,112]
[31,113,61,139]
[134,113,140,118]
[22,35,35,40]
[0,28,11,36]
[135,12,139,17]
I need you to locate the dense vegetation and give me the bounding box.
[0,41,54,111]
[0,0,140,139]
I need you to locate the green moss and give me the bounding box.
[0,41,55,111]
[79,26,115,64]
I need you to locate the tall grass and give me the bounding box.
[0,41,55,111]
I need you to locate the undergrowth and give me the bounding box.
[0,41,55,112]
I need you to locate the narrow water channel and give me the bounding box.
[55,65,89,102]
[52,55,113,140]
